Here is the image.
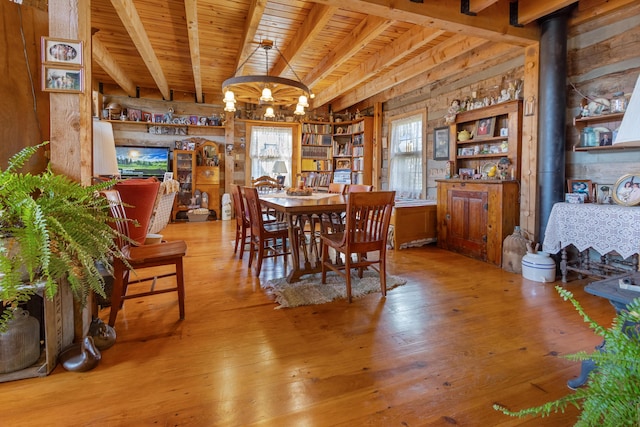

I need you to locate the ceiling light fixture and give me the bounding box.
[222,40,312,117]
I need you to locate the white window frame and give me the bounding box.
[388,110,426,199]
[247,125,294,187]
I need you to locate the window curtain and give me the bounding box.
[389,114,423,198]
[250,126,293,186]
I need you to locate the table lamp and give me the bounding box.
[93,118,120,178]
[613,74,640,147]
[272,160,288,186]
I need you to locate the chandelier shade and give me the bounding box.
[222,40,311,112]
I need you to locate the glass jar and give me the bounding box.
[581,127,597,147]
[610,91,627,113]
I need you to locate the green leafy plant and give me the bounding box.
[0,142,128,331]
[494,285,640,426]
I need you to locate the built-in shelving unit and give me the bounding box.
[449,100,522,180]
[299,117,373,188]
[572,112,626,152]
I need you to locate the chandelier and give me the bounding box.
[222,40,312,117]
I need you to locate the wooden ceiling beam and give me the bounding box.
[184,0,203,103]
[303,15,393,89]
[270,4,337,77]
[516,0,577,25]
[92,34,137,98]
[329,34,487,111]
[467,0,500,14]
[571,0,637,25]
[312,26,445,107]
[235,0,267,76]
[109,0,170,100]
[307,0,539,45]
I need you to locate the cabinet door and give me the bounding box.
[447,189,488,260]
[174,150,195,206]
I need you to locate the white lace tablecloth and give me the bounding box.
[542,202,640,259]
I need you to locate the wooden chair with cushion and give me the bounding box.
[347,184,373,193]
[243,186,292,276]
[321,191,396,302]
[101,190,187,327]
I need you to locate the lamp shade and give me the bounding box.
[93,118,120,177]
[614,74,640,147]
[272,160,288,174]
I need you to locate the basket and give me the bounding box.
[187,212,209,222]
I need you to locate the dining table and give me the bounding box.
[259,192,347,283]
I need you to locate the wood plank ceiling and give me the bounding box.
[87,0,620,112]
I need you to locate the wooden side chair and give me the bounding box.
[328,182,347,195]
[101,190,187,327]
[232,185,251,259]
[321,191,396,302]
[347,184,373,193]
[251,175,282,193]
[243,186,292,276]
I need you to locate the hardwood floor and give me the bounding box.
[0,220,613,426]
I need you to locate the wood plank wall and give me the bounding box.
[0,2,49,173]
[565,3,640,185]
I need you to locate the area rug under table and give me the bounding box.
[262,271,407,308]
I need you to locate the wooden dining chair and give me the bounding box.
[328,182,347,195]
[251,175,283,193]
[347,184,373,193]
[320,191,395,302]
[243,186,292,276]
[232,185,251,259]
[101,190,187,327]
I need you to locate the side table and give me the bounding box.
[568,272,640,389]
[542,202,640,282]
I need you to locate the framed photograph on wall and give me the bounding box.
[612,174,640,206]
[567,179,593,202]
[41,66,83,93]
[42,37,83,66]
[474,117,496,139]
[433,126,450,160]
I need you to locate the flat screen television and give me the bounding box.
[115,145,169,179]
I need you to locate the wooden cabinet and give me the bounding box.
[449,100,522,180]
[172,141,222,220]
[195,142,221,219]
[299,117,373,188]
[172,150,196,220]
[437,179,519,266]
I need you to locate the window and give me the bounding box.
[389,112,424,198]
[249,126,293,187]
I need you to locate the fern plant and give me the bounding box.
[0,142,128,331]
[494,285,640,426]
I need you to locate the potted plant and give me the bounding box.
[494,285,640,426]
[0,142,128,333]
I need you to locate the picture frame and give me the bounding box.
[595,183,614,204]
[41,37,83,66]
[612,174,640,206]
[599,131,613,146]
[127,109,141,122]
[153,113,165,124]
[433,126,450,160]
[567,179,593,202]
[474,117,496,139]
[459,167,475,178]
[42,65,83,93]
[142,112,152,122]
